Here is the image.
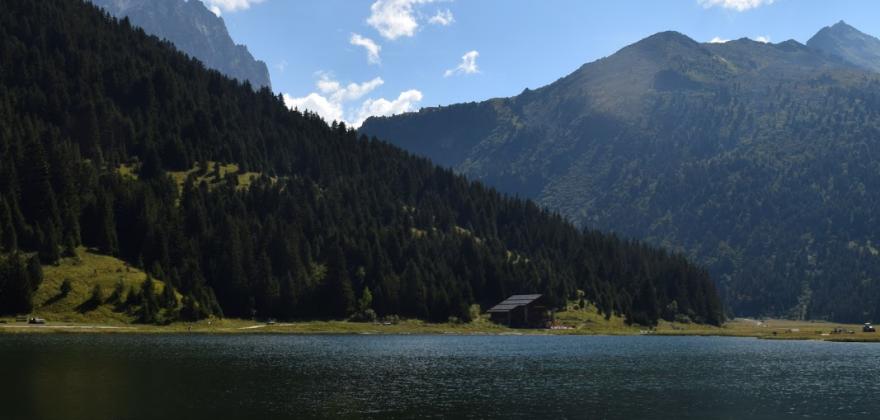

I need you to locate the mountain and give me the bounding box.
[89,0,272,89]
[360,26,880,322]
[0,0,723,326]
[808,21,880,73]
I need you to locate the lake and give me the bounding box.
[1,334,879,419]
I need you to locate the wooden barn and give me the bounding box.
[487,294,553,328]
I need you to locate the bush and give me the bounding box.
[352,308,378,323]
[468,304,481,321]
[60,279,73,297]
[674,313,692,324]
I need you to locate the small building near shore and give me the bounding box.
[487,294,552,328]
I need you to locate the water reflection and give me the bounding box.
[1,335,879,419]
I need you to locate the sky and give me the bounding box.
[200,0,880,127]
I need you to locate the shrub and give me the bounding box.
[60,279,73,297]
[89,284,104,304]
[468,304,482,321]
[352,308,378,323]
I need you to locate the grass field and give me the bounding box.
[5,314,879,341]
[26,247,174,324]
[118,161,271,193]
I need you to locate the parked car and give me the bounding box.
[28,317,46,325]
[863,323,875,333]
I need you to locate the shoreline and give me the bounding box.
[3,318,879,342]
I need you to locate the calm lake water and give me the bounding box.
[2,334,880,419]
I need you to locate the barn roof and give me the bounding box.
[487,294,543,313]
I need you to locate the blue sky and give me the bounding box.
[202,0,879,126]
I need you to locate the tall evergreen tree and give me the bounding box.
[325,244,355,319]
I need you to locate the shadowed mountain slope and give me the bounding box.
[89,0,272,89]
[361,25,880,321]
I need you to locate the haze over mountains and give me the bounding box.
[361,23,880,322]
[89,0,272,89]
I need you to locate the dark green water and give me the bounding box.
[1,334,879,419]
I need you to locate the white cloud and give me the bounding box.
[284,75,422,127]
[708,35,769,44]
[428,9,455,26]
[317,75,385,103]
[697,0,774,12]
[350,33,382,64]
[275,60,288,73]
[202,0,266,15]
[444,50,479,77]
[368,0,451,40]
[284,93,344,124]
[354,90,424,127]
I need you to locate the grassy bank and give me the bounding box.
[4,312,879,342]
[8,247,879,341]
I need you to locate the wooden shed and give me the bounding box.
[487,294,552,328]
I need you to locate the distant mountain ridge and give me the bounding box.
[360,23,880,322]
[808,21,880,73]
[90,0,272,89]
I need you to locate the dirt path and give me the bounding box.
[237,324,267,330]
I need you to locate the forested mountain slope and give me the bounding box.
[89,0,272,89]
[0,0,723,326]
[361,26,880,322]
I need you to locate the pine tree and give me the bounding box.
[88,284,104,306]
[140,276,158,323]
[60,278,73,297]
[180,294,200,321]
[0,253,34,315]
[0,198,17,251]
[26,255,42,292]
[20,137,61,230]
[74,103,103,165]
[38,221,61,264]
[96,192,118,256]
[253,251,279,318]
[325,244,355,318]
[160,282,177,309]
[140,147,165,180]
[124,286,141,308]
[108,279,125,304]
[359,286,373,314]
[402,261,428,319]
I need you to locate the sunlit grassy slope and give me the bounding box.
[31,247,174,324]
[118,161,269,192]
